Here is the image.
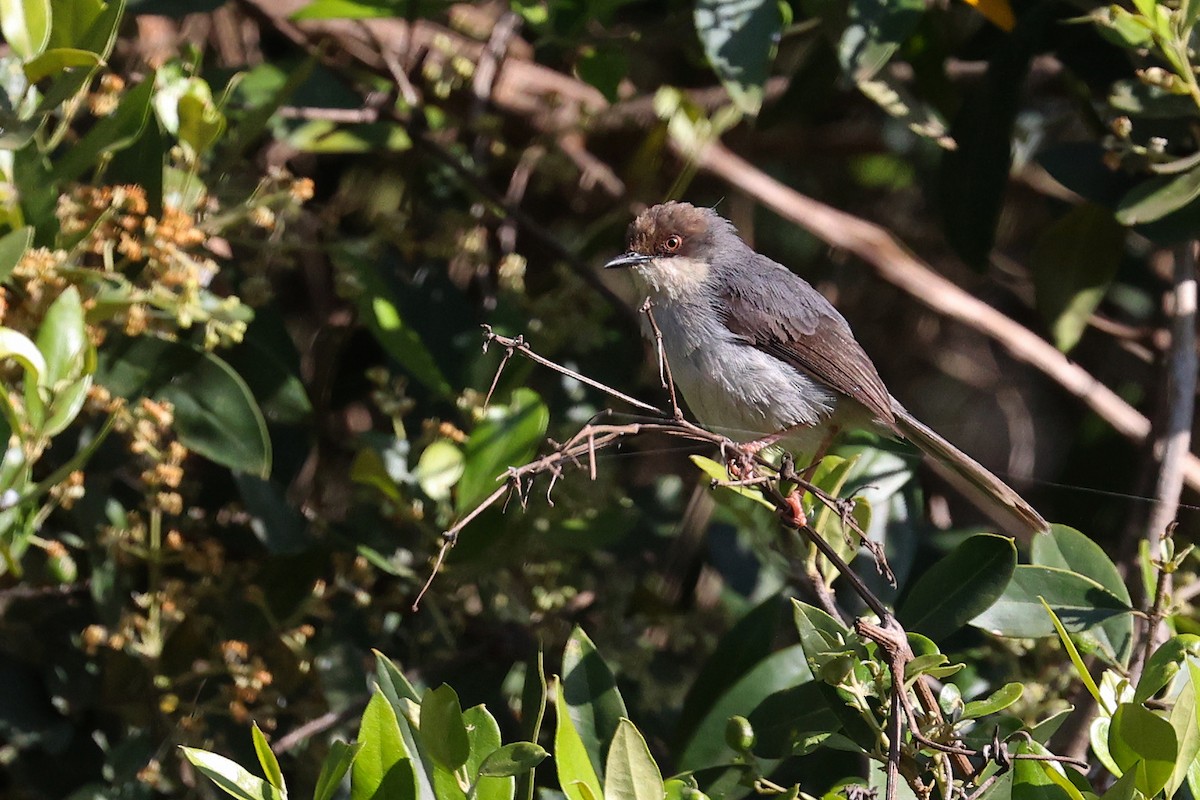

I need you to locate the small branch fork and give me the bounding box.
[414,324,1086,799]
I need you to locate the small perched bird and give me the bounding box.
[605,201,1047,538]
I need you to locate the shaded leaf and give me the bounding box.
[1031,205,1125,352]
[478,742,548,778]
[1117,164,1200,225]
[694,0,781,115]
[970,565,1131,638]
[313,741,360,800]
[352,692,417,800]
[420,684,470,772]
[554,675,603,800]
[1135,635,1200,703]
[746,680,840,757]
[962,683,1023,720]
[898,533,1016,641]
[0,227,31,283]
[52,73,155,183]
[457,388,548,512]
[561,627,627,780]
[1108,702,1177,797]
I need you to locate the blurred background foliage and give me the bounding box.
[1,0,1199,796]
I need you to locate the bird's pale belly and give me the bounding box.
[658,331,841,455]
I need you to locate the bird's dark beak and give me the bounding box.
[604,252,652,270]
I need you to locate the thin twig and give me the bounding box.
[640,298,684,420]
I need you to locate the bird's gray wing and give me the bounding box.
[715,256,896,426]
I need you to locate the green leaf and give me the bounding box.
[432,704,512,800]
[313,740,360,800]
[1135,635,1200,703]
[0,0,51,59]
[157,349,272,478]
[678,645,813,770]
[48,0,122,56]
[0,328,47,384]
[352,692,417,800]
[1032,524,1135,664]
[962,683,1023,720]
[554,675,603,800]
[694,0,781,115]
[604,719,664,800]
[250,723,285,794]
[36,286,88,387]
[457,388,548,512]
[22,47,101,82]
[0,227,31,283]
[51,72,154,183]
[291,0,399,19]
[176,76,226,158]
[477,742,548,778]
[561,627,627,781]
[419,684,470,772]
[970,565,1131,638]
[898,533,1016,641]
[1041,599,1104,711]
[414,440,464,502]
[1031,204,1126,352]
[1165,661,1200,797]
[180,747,285,800]
[1117,164,1200,226]
[1108,703,1177,797]
[678,596,784,739]
[746,680,841,758]
[332,244,451,396]
[839,0,924,82]
[374,650,421,706]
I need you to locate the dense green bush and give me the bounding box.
[1,0,1199,799]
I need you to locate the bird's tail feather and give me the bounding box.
[892,405,1048,540]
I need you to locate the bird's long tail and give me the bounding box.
[891,404,1048,539]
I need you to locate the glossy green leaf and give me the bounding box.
[746,680,840,758]
[678,596,784,738]
[478,742,548,778]
[180,747,285,800]
[48,0,122,56]
[157,349,272,478]
[898,533,1016,640]
[970,565,1131,638]
[604,719,663,800]
[694,0,781,115]
[1033,524,1135,664]
[1108,703,1177,797]
[1031,204,1125,352]
[1135,635,1200,703]
[351,692,417,800]
[420,684,470,771]
[374,650,421,705]
[457,388,548,512]
[432,704,512,800]
[313,740,360,800]
[1099,770,1138,800]
[1117,164,1200,226]
[250,723,285,794]
[0,0,51,59]
[554,675,603,800]
[1011,740,1083,800]
[516,653,547,800]
[415,440,464,501]
[962,683,1023,720]
[0,227,31,283]
[51,73,154,182]
[679,644,812,769]
[1165,661,1200,797]
[22,47,100,82]
[561,627,626,781]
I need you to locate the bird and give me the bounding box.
[604,200,1048,538]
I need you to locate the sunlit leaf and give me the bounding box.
[694,0,781,115]
[0,0,51,59]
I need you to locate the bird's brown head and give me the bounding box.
[605,202,737,296]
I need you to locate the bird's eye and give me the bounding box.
[664,235,682,252]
